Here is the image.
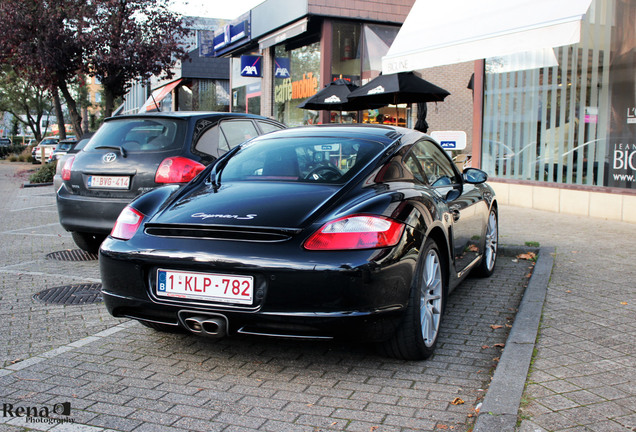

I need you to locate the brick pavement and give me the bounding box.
[499,206,635,432]
[0,161,535,431]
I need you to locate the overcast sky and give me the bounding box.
[169,0,266,19]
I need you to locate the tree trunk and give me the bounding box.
[52,89,66,140]
[103,86,114,118]
[82,105,89,134]
[58,80,84,138]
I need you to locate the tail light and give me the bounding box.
[111,206,145,240]
[304,215,405,251]
[61,156,75,181]
[155,156,205,184]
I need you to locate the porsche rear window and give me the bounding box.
[220,137,383,184]
[85,118,186,152]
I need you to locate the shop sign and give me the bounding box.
[430,131,467,151]
[275,58,291,78]
[628,107,636,124]
[611,142,636,185]
[213,21,249,55]
[275,72,318,104]
[240,56,262,77]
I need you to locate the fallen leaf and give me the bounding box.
[620,302,628,305]
[370,427,379,432]
[565,290,572,293]
[517,252,536,260]
[468,245,479,252]
[492,357,500,362]
[494,343,505,348]
[451,397,465,405]
[481,345,490,350]
[437,425,449,429]
[490,325,503,330]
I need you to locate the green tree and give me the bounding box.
[88,0,192,117]
[0,67,53,141]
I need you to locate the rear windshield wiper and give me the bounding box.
[95,145,127,158]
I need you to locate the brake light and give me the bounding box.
[304,215,405,250]
[61,156,75,181]
[111,206,145,240]
[155,156,205,184]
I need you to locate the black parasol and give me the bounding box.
[346,72,450,106]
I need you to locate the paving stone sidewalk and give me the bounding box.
[0,162,536,431]
[498,205,635,432]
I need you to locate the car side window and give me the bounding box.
[194,126,223,157]
[219,120,259,150]
[257,120,285,134]
[405,140,459,186]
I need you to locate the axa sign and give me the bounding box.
[240,55,262,77]
[274,58,291,78]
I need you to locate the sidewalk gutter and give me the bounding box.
[474,246,554,432]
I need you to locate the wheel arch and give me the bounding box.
[425,225,451,295]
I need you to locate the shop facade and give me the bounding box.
[211,0,415,127]
[479,0,636,221]
[383,0,636,222]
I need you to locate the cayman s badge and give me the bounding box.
[103,153,117,163]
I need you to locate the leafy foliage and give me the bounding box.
[89,0,192,116]
[29,161,57,184]
[0,67,53,141]
[0,0,191,128]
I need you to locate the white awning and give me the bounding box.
[382,0,593,74]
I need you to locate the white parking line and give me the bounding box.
[10,204,57,212]
[0,222,61,235]
[0,269,101,283]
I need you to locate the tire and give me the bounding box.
[71,232,106,254]
[380,238,446,360]
[473,208,498,278]
[138,320,184,333]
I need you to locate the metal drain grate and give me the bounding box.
[33,283,103,305]
[46,249,98,262]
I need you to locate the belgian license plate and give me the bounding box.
[156,269,253,305]
[87,175,130,189]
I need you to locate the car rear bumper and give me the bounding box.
[56,185,130,234]
[99,234,418,341]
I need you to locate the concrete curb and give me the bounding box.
[22,182,53,188]
[474,246,554,432]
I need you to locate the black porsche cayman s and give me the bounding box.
[100,124,498,360]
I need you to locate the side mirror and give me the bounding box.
[463,168,488,184]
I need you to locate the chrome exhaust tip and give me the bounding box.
[180,312,228,338]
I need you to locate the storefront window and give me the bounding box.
[231,58,261,115]
[360,24,406,127]
[330,22,362,123]
[274,42,320,126]
[482,0,636,190]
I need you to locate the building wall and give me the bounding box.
[490,180,636,223]
[418,62,475,152]
[307,0,415,23]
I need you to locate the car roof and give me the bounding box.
[105,112,279,122]
[254,124,422,147]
